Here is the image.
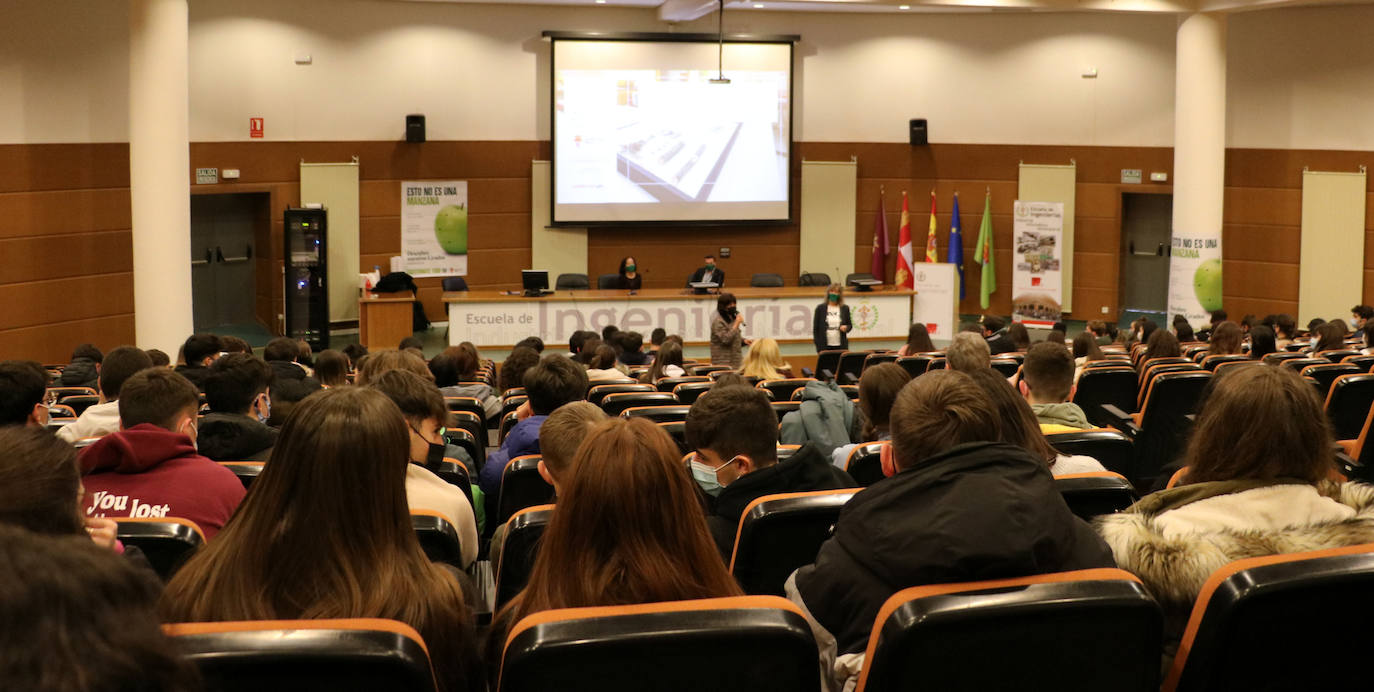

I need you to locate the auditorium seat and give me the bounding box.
[48,404,76,419]
[836,351,871,385]
[927,357,947,370]
[1053,472,1137,520]
[855,569,1161,692]
[1103,370,1211,488]
[989,358,1020,378]
[46,385,97,399]
[844,441,887,487]
[757,378,814,401]
[729,489,857,596]
[1302,362,1359,397]
[494,504,554,610]
[1317,348,1361,362]
[1342,353,1374,371]
[410,510,464,568]
[433,458,474,508]
[447,407,485,445]
[1166,466,1190,489]
[498,411,519,444]
[895,356,932,378]
[750,273,785,287]
[621,404,692,424]
[497,455,554,526]
[57,393,100,416]
[1072,367,1137,428]
[814,350,845,381]
[443,396,487,429]
[218,461,264,489]
[587,383,654,406]
[656,421,690,454]
[1199,354,1251,371]
[688,364,732,376]
[1326,373,1374,440]
[655,375,709,392]
[555,273,590,290]
[1262,351,1307,366]
[1282,356,1330,373]
[442,426,481,467]
[671,381,713,404]
[165,618,437,692]
[1045,428,1133,478]
[1137,363,1202,408]
[862,352,899,372]
[115,517,205,580]
[601,391,677,416]
[1163,543,1374,692]
[498,596,819,692]
[501,395,527,419]
[1210,359,1255,376]
[441,276,468,292]
[596,274,620,289]
[770,401,801,416]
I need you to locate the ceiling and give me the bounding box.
[399,0,1371,17]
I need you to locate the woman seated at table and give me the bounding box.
[617,256,642,291]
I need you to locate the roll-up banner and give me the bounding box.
[1011,201,1064,327]
[1167,229,1222,327]
[401,180,468,277]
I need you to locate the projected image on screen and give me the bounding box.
[552,40,792,224]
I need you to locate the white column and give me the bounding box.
[1168,12,1227,326]
[129,0,193,353]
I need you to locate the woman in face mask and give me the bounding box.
[616,256,642,291]
[812,283,853,353]
[710,292,749,369]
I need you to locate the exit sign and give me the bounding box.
[195,168,218,185]
[1120,169,1143,184]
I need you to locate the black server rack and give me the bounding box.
[283,207,329,351]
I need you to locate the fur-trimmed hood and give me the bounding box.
[1096,480,1374,610]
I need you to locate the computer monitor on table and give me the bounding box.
[522,270,551,297]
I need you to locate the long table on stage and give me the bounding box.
[442,287,917,350]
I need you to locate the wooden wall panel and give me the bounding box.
[0,316,136,365]
[0,231,132,284]
[0,274,134,331]
[0,188,131,238]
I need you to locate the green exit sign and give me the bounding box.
[195,168,219,185]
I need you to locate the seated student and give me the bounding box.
[430,343,501,420]
[1196,309,1227,342]
[57,346,153,443]
[174,333,221,390]
[198,354,278,462]
[1096,365,1374,667]
[567,330,596,360]
[0,525,199,692]
[946,332,992,372]
[489,401,607,570]
[648,327,667,354]
[742,337,793,381]
[159,388,481,692]
[895,322,936,356]
[499,346,541,394]
[617,331,651,367]
[831,363,910,467]
[398,336,425,353]
[1209,320,1244,355]
[356,348,431,386]
[479,356,588,521]
[1172,314,1196,342]
[263,336,322,398]
[58,343,102,388]
[790,370,1114,688]
[1141,327,1182,365]
[1308,322,1346,354]
[641,339,687,383]
[341,342,369,371]
[1248,325,1278,360]
[220,335,253,354]
[1352,304,1373,338]
[366,370,479,569]
[968,368,1105,476]
[1071,331,1105,381]
[1007,322,1031,352]
[687,385,856,560]
[488,417,742,670]
[0,360,53,427]
[78,369,246,539]
[1020,342,1092,431]
[585,345,625,381]
[981,315,1017,355]
[313,348,350,388]
[146,349,171,368]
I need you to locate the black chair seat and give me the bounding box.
[115,518,205,580]
[730,489,857,596]
[621,404,692,423]
[1054,472,1137,520]
[601,392,678,416]
[411,511,464,567]
[494,504,554,610]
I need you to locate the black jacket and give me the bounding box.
[60,358,100,388]
[986,328,1018,355]
[687,266,726,287]
[794,441,1115,655]
[707,443,857,561]
[812,304,852,352]
[197,412,278,461]
[617,274,642,290]
[173,363,210,391]
[266,360,322,404]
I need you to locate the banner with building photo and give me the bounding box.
[401,180,468,277]
[1011,201,1064,327]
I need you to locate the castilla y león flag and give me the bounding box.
[894,192,914,289]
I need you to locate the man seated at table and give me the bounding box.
[687,254,725,288]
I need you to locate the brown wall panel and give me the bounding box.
[0,143,130,194]
[0,231,132,284]
[1222,224,1301,264]
[0,274,134,331]
[1224,259,1300,301]
[0,315,135,365]
[0,188,132,239]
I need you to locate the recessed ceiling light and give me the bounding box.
[595,0,606,3]
[899,4,910,8]
[753,2,764,6]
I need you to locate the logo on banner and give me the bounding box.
[853,301,880,332]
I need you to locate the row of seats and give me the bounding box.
[159,542,1374,692]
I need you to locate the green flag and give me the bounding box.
[975,190,996,309]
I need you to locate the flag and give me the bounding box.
[925,190,939,263]
[975,189,996,309]
[948,192,965,300]
[870,188,889,282]
[894,192,914,289]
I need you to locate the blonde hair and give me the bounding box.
[741,338,791,381]
[537,402,608,479]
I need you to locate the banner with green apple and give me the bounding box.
[401,180,467,277]
[1167,231,1222,327]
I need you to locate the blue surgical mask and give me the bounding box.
[690,455,738,497]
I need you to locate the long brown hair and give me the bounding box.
[497,418,741,625]
[1209,321,1243,355]
[905,322,935,354]
[965,368,1059,467]
[1184,365,1331,485]
[159,388,476,690]
[1142,328,1181,363]
[858,363,910,440]
[647,340,685,382]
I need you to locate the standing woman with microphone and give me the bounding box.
[813,283,852,353]
[710,293,749,369]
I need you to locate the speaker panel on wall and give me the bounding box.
[909,118,927,146]
[406,114,426,143]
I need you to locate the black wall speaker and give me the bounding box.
[406,114,426,143]
[909,118,927,146]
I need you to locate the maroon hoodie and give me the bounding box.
[79,423,246,540]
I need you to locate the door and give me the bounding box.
[190,194,262,332]
[1120,193,1173,316]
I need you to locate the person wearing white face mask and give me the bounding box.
[685,385,856,561]
[77,368,245,539]
[197,353,278,462]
